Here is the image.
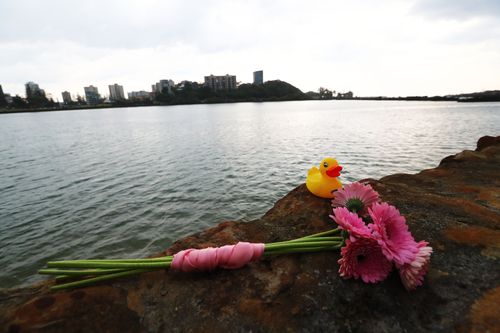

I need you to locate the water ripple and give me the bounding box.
[0,101,499,288]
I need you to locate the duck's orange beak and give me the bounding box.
[326,165,342,177]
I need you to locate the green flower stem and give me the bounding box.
[50,244,343,290]
[54,274,107,282]
[43,228,345,290]
[46,261,171,269]
[301,228,340,238]
[264,241,339,251]
[50,269,137,284]
[48,258,172,265]
[45,229,340,268]
[55,275,76,282]
[51,268,154,291]
[268,237,343,246]
[63,256,172,263]
[263,245,342,256]
[39,268,128,276]
[46,241,341,275]
[264,239,342,251]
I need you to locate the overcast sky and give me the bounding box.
[1,0,499,99]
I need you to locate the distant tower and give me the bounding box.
[25,81,45,99]
[84,85,101,105]
[0,84,6,106]
[204,74,237,91]
[152,79,175,95]
[108,84,125,101]
[61,91,72,104]
[253,70,263,85]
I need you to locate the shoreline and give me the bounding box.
[1,97,498,115]
[0,98,310,115]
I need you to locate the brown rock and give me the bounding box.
[475,135,500,152]
[468,287,500,333]
[1,136,499,333]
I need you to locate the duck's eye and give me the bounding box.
[323,162,329,168]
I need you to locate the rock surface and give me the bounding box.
[1,136,499,333]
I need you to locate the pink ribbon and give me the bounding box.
[171,242,265,272]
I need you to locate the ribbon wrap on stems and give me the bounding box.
[171,242,265,272]
[39,182,432,291]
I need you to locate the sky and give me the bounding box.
[1,0,499,99]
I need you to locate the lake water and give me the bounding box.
[1,100,499,288]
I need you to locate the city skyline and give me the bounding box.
[1,1,499,98]
[1,72,252,103]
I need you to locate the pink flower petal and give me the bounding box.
[331,207,372,238]
[369,202,419,265]
[332,182,380,216]
[338,237,393,283]
[398,241,433,290]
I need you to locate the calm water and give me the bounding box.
[1,100,499,288]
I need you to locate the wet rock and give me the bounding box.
[1,136,499,332]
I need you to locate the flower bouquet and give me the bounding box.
[39,182,431,291]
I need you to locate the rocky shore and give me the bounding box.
[1,136,499,333]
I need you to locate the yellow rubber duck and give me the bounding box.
[306,157,343,198]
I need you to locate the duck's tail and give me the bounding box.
[308,166,319,176]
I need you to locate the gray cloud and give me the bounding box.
[0,0,206,48]
[411,0,500,46]
[0,0,305,51]
[1,0,499,97]
[413,0,500,20]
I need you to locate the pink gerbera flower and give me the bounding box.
[398,241,433,290]
[332,182,380,216]
[338,237,393,283]
[369,202,418,266]
[330,207,371,239]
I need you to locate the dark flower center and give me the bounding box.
[346,198,364,213]
[357,254,366,262]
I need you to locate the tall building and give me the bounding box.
[25,81,45,99]
[108,84,125,101]
[61,91,72,104]
[152,79,175,95]
[4,94,12,104]
[84,85,101,105]
[128,91,152,101]
[253,70,263,85]
[204,74,237,91]
[0,84,6,106]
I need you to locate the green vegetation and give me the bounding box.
[355,90,500,102]
[305,88,354,100]
[25,84,57,108]
[11,96,28,108]
[0,80,312,113]
[2,82,498,114]
[0,85,7,108]
[456,90,500,102]
[153,80,310,105]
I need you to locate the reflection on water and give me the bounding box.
[0,100,499,287]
